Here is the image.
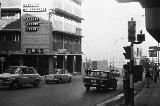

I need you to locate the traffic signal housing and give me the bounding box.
[123,46,131,59]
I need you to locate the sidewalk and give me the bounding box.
[134,80,160,106]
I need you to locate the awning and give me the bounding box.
[53,30,83,38]
[54,8,84,22]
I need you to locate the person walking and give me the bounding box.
[154,67,159,83]
[145,68,151,88]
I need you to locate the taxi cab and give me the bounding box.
[83,70,118,90]
[0,66,41,89]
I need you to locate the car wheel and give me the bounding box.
[10,81,19,90]
[33,80,40,87]
[85,86,90,90]
[59,78,62,84]
[45,80,49,84]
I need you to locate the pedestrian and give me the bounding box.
[145,68,151,88]
[154,67,159,83]
[85,68,88,76]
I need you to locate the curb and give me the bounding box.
[96,80,146,106]
[96,91,139,106]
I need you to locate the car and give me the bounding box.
[0,66,41,89]
[44,69,72,84]
[111,70,120,77]
[83,70,118,91]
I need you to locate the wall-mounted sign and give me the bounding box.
[23,8,46,12]
[26,48,45,54]
[26,27,38,31]
[26,22,39,26]
[23,3,46,12]
[58,49,67,54]
[23,3,39,7]
[26,17,39,21]
[25,17,39,32]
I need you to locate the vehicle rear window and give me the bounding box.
[89,71,108,78]
[28,68,35,74]
[21,68,28,74]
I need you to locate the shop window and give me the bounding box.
[0,35,5,41]
[28,68,35,74]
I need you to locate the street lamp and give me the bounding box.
[113,37,125,70]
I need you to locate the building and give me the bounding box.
[0,0,83,75]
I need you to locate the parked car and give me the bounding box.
[44,69,72,84]
[83,70,118,91]
[111,70,120,77]
[0,66,41,89]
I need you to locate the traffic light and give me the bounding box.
[128,19,136,42]
[137,34,145,43]
[123,46,131,59]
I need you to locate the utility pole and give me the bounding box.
[158,43,159,69]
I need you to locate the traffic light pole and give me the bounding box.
[129,42,134,106]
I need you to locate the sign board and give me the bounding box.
[149,50,157,57]
[26,48,45,54]
[58,49,67,54]
[149,46,157,49]
[155,47,160,51]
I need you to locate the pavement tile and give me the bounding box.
[134,80,160,106]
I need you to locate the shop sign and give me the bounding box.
[25,17,39,32]
[23,3,46,12]
[23,8,46,12]
[58,49,67,54]
[26,48,45,54]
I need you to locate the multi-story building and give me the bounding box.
[0,0,83,75]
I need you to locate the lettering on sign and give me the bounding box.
[26,27,38,31]
[26,22,39,26]
[26,48,45,54]
[25,17,39,32]
[23,8,46,12]
[58,49,67,54]
[23,3,39,7]
[26,17,39,21]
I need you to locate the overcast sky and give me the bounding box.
[82,0,158,62]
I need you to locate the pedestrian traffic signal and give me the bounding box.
[137,34,145,43]
[123,46,131,59]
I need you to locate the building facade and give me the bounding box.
[0,0,83,75]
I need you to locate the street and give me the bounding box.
[0,76,123,106]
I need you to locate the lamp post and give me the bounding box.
[113,37,125,70]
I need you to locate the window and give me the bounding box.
[21,68,28,74]
[76,28,82,35]
[55,35,62,42]
[28,68,35,74]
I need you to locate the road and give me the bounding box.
[0,76,123,106]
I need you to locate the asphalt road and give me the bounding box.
[0,76,123,106]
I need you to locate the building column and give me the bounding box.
[49,56,53,73]
[64,55,67,70]
[53,56,57,69]
[73,55,76,73]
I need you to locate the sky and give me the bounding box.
[81,0,158,63]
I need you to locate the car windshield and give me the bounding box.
[89,71,107,78]
[4,67,20,74]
